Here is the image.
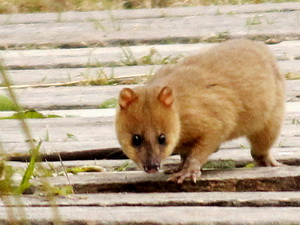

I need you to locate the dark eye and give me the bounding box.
[157,134,166,145]
[132,135,143,146]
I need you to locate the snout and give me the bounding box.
[143,162,160,174]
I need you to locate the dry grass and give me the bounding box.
[0,0,298,13]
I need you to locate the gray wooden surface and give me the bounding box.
[0,2,300,224]
[0,3,300,48]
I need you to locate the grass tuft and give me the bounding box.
[203,160,236,170]
[285,72,300,80]
[0,109,61,120]
[121,47,183,66]
[99,98,118,108]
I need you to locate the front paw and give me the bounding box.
[167,159,201,184]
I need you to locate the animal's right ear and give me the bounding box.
[118,88,137,109]
[158,86,174,107]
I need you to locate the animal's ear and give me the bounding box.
[158,86,174,107]
[118,88,138,109]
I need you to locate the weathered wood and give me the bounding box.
[2,41,300,69]
[5,65,160,86]
[5,144,300,172]
[0,85,125,110]
[5,159,136,171]
[35,166,300,193]
[1,3,299,25]
[1,120,299,148]
[0,108,299,160]
[0,101,299,118]
[3,137,300,163]
[0,110,299,137]
[0,108,111,118]
[0,206,299,225]
[0,100,299,160]
[2,59,300,86]
[0,80,299,110]
[2,192,300,207]
[0,10,299,48]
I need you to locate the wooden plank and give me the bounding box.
[208,147,300,166]
[5,65,160,86]
[0,108,116,118]
[0,80,299,110]
[0,102,298,118]
[0,11,299,48]
[5,159,136,171]
[1,118,299,145]
[3,141,122,160]
[0,116,116,135]
[0,85,126,110]
[2,59,300,86]
[3,120,290,162]
[2,192,300,207]
[1,3,299,25]
[0,111,300,143]
[3,138,300,162]
[0,102,299,159]
[0,206,299,225]
[2,41,300,69]
[4,143,300,172]
[34,166,300,193]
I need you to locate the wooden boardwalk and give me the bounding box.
[0,2,300,224]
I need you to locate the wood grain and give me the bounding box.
[0,8,299,48]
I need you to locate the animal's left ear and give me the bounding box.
[158,86,174,106]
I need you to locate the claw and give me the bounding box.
[167,169,201,184]
[192,173,197,184]
[167,158,201,183]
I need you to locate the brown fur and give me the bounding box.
[115,39,285,183]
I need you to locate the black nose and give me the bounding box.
[144,162,160,174]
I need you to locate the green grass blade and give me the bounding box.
[15,141,42,194]
[0,95,18,111]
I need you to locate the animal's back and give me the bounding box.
[148,39,285,141]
